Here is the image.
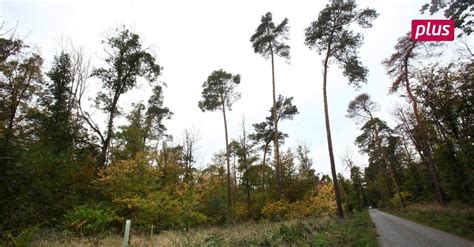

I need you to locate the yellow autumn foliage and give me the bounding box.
[261,201,291,221]
[261,183,336,220]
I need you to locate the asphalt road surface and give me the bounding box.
[369,209,473,247]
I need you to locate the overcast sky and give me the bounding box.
[2,0,460,176]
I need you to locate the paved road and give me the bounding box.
[369,209,473,247]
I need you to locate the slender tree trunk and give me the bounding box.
[5,82,28,147]
[98,89,122,168]
[162,142,169,185]
[242,128,251,205]
[222,101,233,213]
[379,163,392,199]
[322,47,344,218]
[99,107,116,167]
[4,102,18,148]
[370,115,405,209]
[270,50,281,201]
[262,143,268,189]
[232,154,237,207]
[246,175,251,205]
[359,185,367,208]
[404,61,447,206]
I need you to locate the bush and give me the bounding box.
[234,202,250,221]
[261,201,291,221]
[5,227,38,247]
[261,184,336,221]
[96,154,208,230]
[248,191,273,220]
[64,204,118,235]
[305,183,337,216]
[390,191,411,208]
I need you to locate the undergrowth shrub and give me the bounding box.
[5,227,38,247]
[64,203,118,235]
[390,191,411,208]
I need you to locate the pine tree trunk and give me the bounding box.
[270,50,281,201]
[262,143,268,189]
[222,100,233,214]
[322,47,344,218]
[243,131,251,205]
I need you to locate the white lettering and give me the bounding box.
[415,25,426,39]
[441,25,450,36]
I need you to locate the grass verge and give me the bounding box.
[385,202,474,241]
[32,210,378,246]
[312,210,378,247]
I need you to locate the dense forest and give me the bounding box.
[0,0,473,244]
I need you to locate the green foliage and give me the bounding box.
[338,174,358,213]
[6,227,38,247]
[64,204,117,235]
[250,12,290,60]
[248,95,299,174]
[90,26,162,167]
[112,103,148,160]
[0,34,43,149]
[198,69,241,112]
[304,1,378,87]
[144,85,173,141]
[111,92,172,162]
[414,62,474,203]
[421,0,473,35]
[294,145,319,197]
[199,161,229,224]
[92,28,161,113]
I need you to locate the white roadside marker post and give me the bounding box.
[122,219,131,247]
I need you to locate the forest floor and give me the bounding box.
[383,202,474,241]
[33,211,378,246]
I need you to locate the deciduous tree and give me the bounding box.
[88,27,161,168]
